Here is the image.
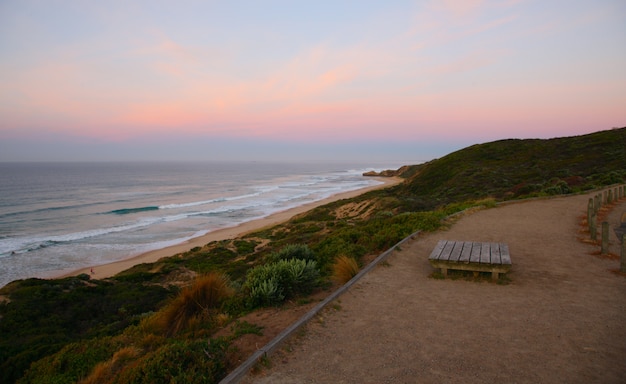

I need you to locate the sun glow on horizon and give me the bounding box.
[1,0,625,160]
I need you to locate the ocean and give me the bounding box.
[0,161,399,288]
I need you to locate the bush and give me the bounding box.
[19,337,124,384]
[114,338,229,384]
[283,258,319,296]
[332,255,360,284]
[79,346,141,384]
[266,244,315,263]
[244,259,319,307]
[313,236,367,272]
[542,179,572,195]
[0,278,171,384]
[234,240,258,255]
[249,278,284,307]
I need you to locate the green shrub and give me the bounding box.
[266,243,315,263]
[19,337,124,384]
[541,179,572,195]
[283,258,319,296]
[0,278,171,384]
[244,259,319,307]
[114,338,229,384]
[249,278,284,307]
[234,240,258,255]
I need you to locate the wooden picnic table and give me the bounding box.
[428,240,512,280]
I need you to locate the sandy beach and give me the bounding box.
[59,176,402,280]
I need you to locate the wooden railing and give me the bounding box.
[586,184,626,272]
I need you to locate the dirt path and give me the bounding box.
[243,192,626,384]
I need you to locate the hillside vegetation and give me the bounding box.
[391,127,626,209]
[1,127,624,383]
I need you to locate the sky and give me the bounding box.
[1,0,625,163]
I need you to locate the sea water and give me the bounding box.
[0,161,398,288]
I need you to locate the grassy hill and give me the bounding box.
[389,127,626,209]
[1,127,625,383]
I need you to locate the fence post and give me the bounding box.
[621,234,626,273]
[601,222,609,255]
[587,197,593,232]
[590,214,597,241]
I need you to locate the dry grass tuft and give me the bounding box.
[332,255,360,284]
[158,272,234,336]
[215,312,231,327]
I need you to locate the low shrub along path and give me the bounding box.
[243,191,626,384]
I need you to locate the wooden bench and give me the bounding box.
[428,240,512,280]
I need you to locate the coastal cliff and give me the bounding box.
[363,165,412,177]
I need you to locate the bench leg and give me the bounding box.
[491,271,499,281]
[441,268,447,278]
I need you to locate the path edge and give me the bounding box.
[219,229,421,384]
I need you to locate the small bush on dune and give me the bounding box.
[79,346,141,384]
[115,338,229,384]
[244,258,319,307]
[266,243,315,263]
[249,277,284,307]
[158,272,234,337]
[332,255,360,284]
[18,337,124,384]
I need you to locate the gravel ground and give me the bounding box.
[242,191,626,384]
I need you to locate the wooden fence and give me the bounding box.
[586,184,626,272]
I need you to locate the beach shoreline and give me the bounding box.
[58,176,402,280]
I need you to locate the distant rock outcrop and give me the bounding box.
[363,165,411,177]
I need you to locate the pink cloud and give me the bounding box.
[435,0,486,18]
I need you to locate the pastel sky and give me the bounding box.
[1,0,625,163]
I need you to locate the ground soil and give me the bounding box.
[238,191,626,384]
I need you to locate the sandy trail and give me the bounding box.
[244,192,626,384]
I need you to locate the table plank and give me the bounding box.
[459,241,472,263]
[480,242,491,264]
[440,240,456,261]
[448,241,464,262]
[499,243,511,265]
[470,242,482,263]
[428,240,447,260]
[490,243,502,264]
